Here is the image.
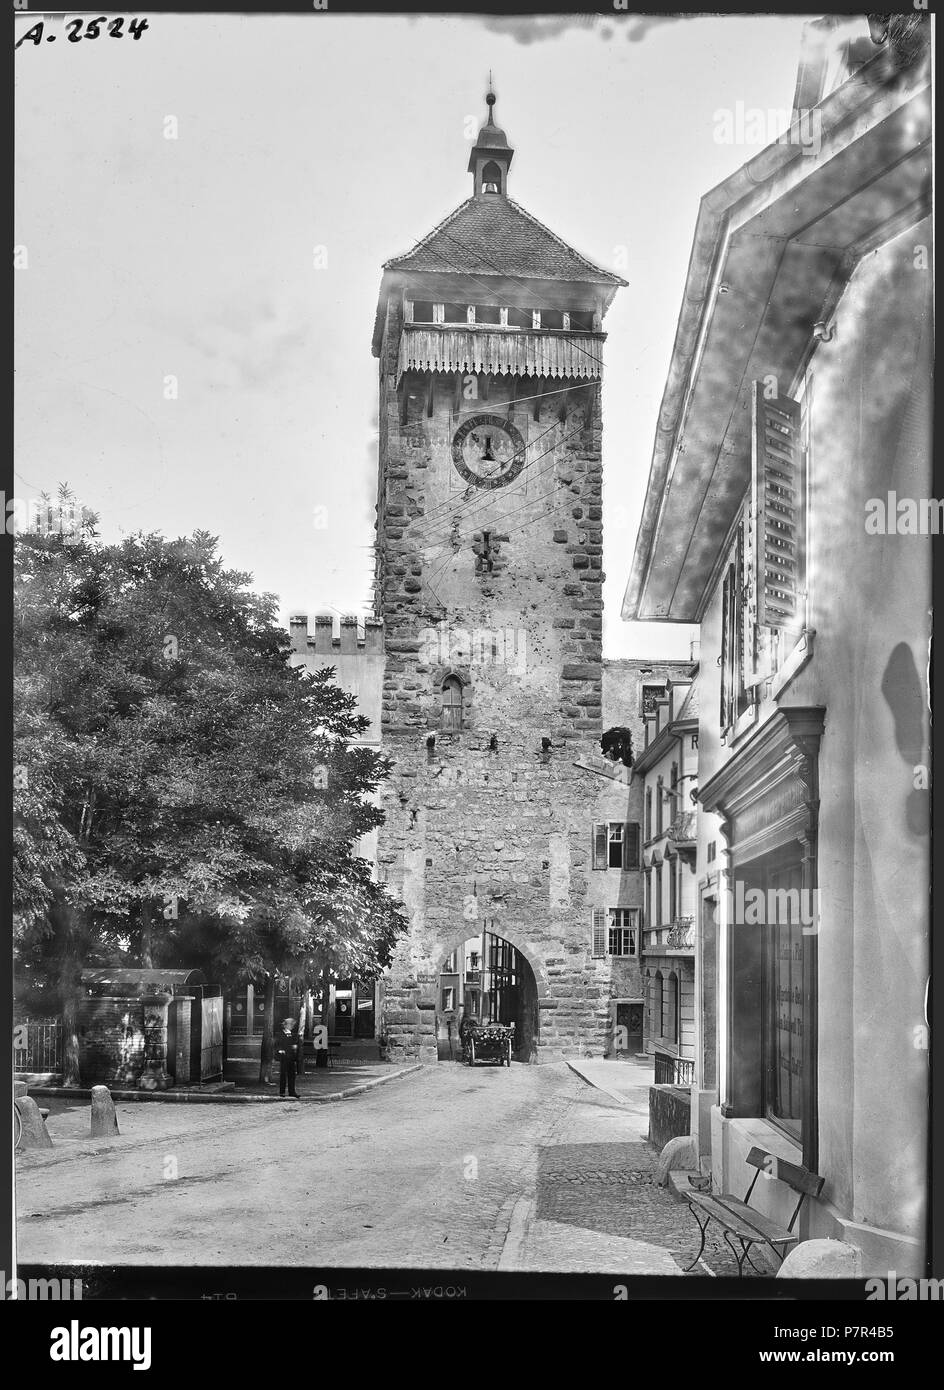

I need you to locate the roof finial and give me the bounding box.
[486,73,496,125]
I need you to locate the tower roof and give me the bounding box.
[382,194,626,288]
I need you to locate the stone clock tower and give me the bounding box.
[371,91,626,1062]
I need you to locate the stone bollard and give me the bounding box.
[654,1135,698,1187]
[90,1085,120,1138]
[15,1096,53,1150]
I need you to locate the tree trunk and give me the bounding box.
[139,904,154,969]
[54,902,84,1088]
[296,992,307,1076]
[258,975,276,1085]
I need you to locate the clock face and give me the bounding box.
[451,414,526,489]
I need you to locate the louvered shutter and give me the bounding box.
[591,908,607,958]
[719,566,732,729]
[623,823,641,871]
[752,383,804,629]
[592,822,608,870]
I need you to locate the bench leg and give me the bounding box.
[722,1229,768,1277]
[683,1204,712,1273]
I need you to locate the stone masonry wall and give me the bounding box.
[375,297,615,1061]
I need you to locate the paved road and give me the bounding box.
[16,1062,745,1276]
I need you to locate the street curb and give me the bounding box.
[24,1065,424,1106]
[564,1059,634,1106]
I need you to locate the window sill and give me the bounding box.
[718,1113,803,1168]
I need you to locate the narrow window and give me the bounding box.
[668,858,678,923]
[645,869,652,929]
[607,821,624,869]
[441,676,463,732]
[655,863,663,927]
[664,972,679,1043]
[645,788,652,841]
[656,776,664,836]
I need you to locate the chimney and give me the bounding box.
[289,615,308,654]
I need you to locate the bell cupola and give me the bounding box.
[468,85,514,197]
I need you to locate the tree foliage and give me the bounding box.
[14,498,407,1077]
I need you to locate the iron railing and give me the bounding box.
[14,1018,62,1073]
[653,1050,695,1086]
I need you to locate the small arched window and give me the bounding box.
[441,676,463,732]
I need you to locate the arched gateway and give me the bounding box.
[433,928,541,1063]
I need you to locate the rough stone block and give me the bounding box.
[654,1134,697,1186]
[91,1085,120,1137]
[16,1096,53,1150]
[777,1240,864,1279]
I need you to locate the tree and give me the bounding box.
[14,499,407,1084]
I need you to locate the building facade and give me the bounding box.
[623,16,931,1273]
[633,671,700,1080]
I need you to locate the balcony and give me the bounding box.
[665,916,695,953]
[397,324,606,383]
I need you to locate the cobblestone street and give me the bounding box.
[17,1062,747,1277]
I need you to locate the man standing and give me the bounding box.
[277,1018,300,1099]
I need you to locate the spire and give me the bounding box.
[468,81,514,196]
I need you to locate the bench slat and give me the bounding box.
[689,1192,797,1247]
[745,1146,824,1198]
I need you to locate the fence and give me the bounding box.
[14,1018,62,1074]
[653,1050,694,1086]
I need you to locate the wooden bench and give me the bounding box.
[684,1146,824,1276]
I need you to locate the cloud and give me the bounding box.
[169,288,314,391]
[462,14,700,47]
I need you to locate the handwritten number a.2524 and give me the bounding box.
[18,17,150,46]
[15,22,45,47]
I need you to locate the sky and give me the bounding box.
[14,11,808,659]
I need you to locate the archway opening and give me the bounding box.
[435,928,539,1063]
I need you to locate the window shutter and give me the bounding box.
[719,564,734,729]
[592,822,607,870]
[591,909,607,958]
[752,383,803,630]
[623,822,641,871]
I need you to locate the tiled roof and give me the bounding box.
[384,196,626,287]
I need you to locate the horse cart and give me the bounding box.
[463,1020,515,1067]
